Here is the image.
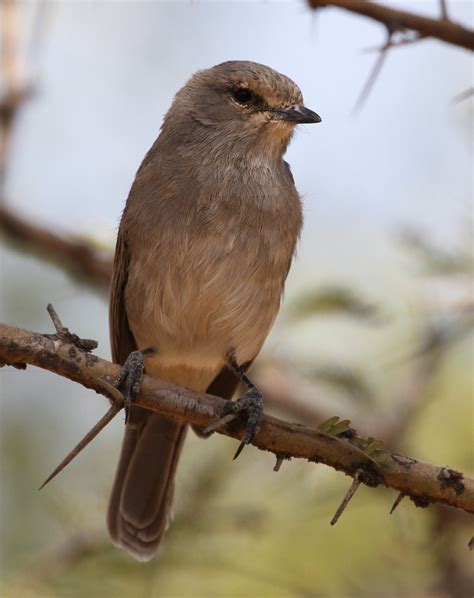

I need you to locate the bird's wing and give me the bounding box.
[109,226,137,364]
[205,356,254,399]
[206,364,241,400]
[108,221,187,561]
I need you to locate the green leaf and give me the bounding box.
[364,439,384,455]
[330,419,352,436]
[318,416,340,434]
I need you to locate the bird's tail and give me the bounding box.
[107,410,187,561]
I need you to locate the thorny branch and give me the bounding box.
[309,0,474,110]
[1,318,473,516]
[0,203,112,291]
[309,0,474,52]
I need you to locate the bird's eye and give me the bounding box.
[232,88,254,105]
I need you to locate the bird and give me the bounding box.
[107,60,321,561]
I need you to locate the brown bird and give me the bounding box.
[107,60,321,561]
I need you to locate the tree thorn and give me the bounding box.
[330,470,362,526]
[439,0,448,20]
[39,403,121,490]
[46,303,98,352]
[274,456,284,472]
[203,412,238,435]
[353,28,393,114]
[390,492,406,514]
[47,303,66,335]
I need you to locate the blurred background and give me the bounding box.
[0,1,472,596]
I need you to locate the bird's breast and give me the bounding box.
[125,178,302,369]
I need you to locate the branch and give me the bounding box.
[1,320,473,516]
[309,0,474,52]
[0,203,112,291]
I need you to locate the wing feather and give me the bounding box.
[109,228,136,365]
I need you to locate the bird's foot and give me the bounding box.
[204,386,263,459]
[116,350,149,422]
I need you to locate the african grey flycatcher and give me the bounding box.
[108,61,321,561]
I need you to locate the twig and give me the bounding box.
[1,319,473,515]
[363,33,427,53]
[309,0,474,52]
[0,203,112,292]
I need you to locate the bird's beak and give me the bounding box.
[271,105,322,124]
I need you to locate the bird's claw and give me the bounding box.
[116,350,146,422]
[203,387,263,459]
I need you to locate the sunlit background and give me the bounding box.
[1,1,472,596]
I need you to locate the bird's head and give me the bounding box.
[163,61,321,159]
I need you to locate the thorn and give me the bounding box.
[274,456,284,472]
[39,403,121,490]
[330,471,362,526]
[439,0,448,20]
[233,441,246,460]
[47,303,65,335]
[353,28,393,114]
[362,33,426,54]
[202,412,238,435]
[390,492,405,514]
[46,303,98,351]
[94,377,125,406]
[452,87,474,104]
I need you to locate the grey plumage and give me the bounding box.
[108,60,320,560]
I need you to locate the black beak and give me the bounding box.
[272,105,322,124]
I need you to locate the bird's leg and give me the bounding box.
[204,362,263,459]
[116,348,153,423]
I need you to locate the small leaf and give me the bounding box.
[348,438,369,450]
[318,416,340,434]
[370,449,394,469]
[364,439,384,455]
[330,419,352,436]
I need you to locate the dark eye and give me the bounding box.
[232,88,254,105]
